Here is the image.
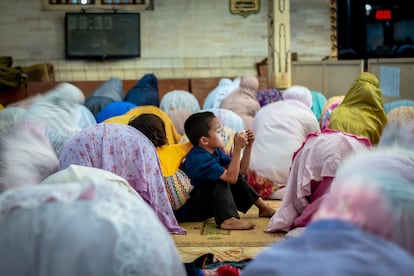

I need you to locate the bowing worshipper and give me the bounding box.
[202,77,240,110]
[0,116,186,275]
[167,109,193,135]
[0,116,59,192]
[73,104,97,129]
[255,87,283,107]
[219,75,261,129]
[311,122,414,254]
[0,165,186,276]
[6,93,43,109]
[58,123,186,234]
[328,72,387,145]
[320,95,344,130]
[84,76,124,118]
[128,114,193,211]
[244,198,414,275]
[384,99,414,114]
[24,82,86,157]
[310,90,327,123]
[242,124,414,276]
[4,85,95,150]
[265,129,371,233]
[282,85,314,107]
[123,73,160,107]
[0,106,27,138]
[158,89,200,138]
[248,85,320,199]
[104,105,183,145]
[159,90,201,114]
[386,106,414,128]
[95,100,136,123]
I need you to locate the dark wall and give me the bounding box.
[336,0,414,60]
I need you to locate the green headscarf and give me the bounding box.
[329,72,387,145]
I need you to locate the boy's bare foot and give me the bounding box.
[259,205,276,218]
[255,197,276,218]
[220,217,255,230]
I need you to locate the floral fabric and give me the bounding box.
[58,123,185,234]
[313,123,414,252]
[255,88,283,107]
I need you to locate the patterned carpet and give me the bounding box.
[172,200,286,262]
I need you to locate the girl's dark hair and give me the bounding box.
[184,111,216,146]
[128,114,168,147]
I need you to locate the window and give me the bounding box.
[43,0,152,11]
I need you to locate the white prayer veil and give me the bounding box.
[0,165,186,276]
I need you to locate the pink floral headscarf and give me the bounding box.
[58,123,186,234]
[313,124,414,254]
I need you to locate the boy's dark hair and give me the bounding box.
[184,111,216,146]
[128,113,168,147]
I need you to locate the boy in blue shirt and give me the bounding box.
[179,111,275,230]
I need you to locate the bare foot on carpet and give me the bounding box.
[258,205,276,218]
[255,197,276,218]
[220,217,255,230]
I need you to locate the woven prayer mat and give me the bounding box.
[172,200,286,262]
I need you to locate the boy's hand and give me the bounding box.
[234,131,248,149]
[245,129,255,145]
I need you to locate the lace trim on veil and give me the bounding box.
[0,179,177,276]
